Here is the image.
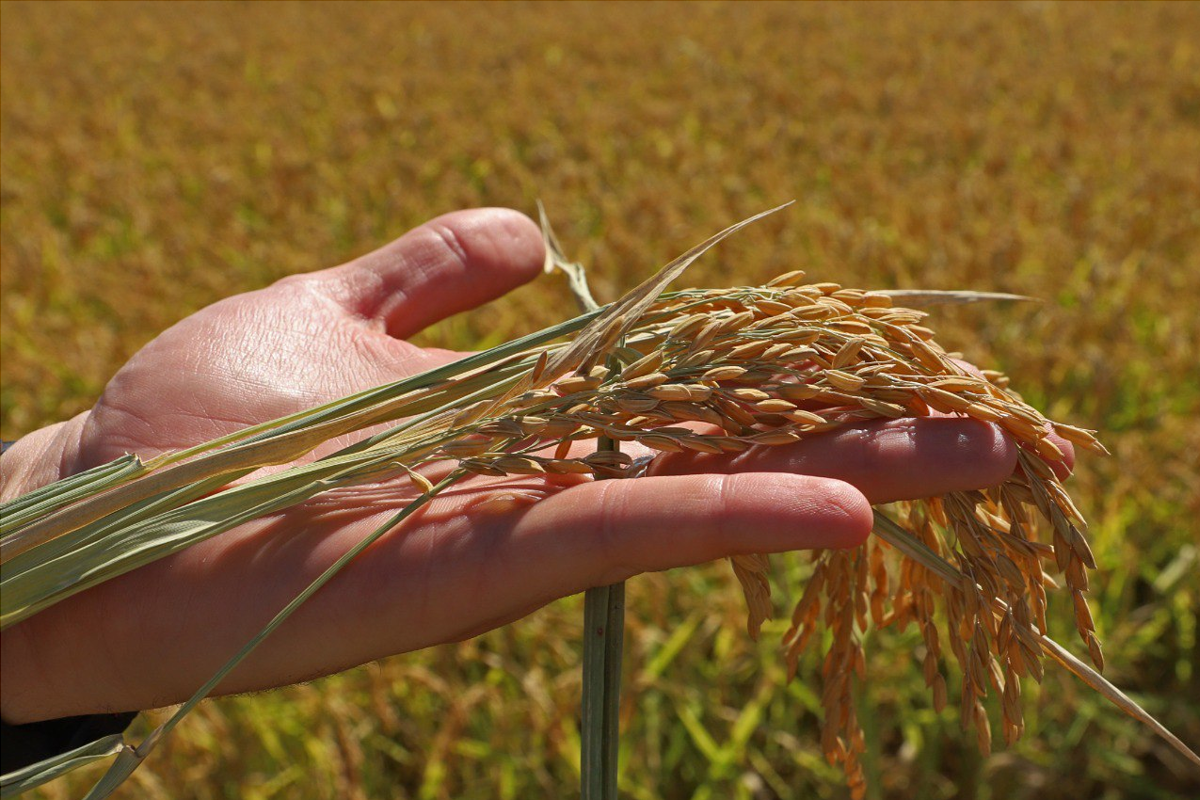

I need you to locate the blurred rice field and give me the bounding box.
[2,2,1198,798]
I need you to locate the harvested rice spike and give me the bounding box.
[918,386,971,413]
[517,416,549,435]
[478,419,525,437]
[621,372,670,390]
[858,398,908,419]
[542,419,582,438]
[1072,589,1096,633]
[403,467,435,495]
[832,338,866,369]
[828,318,874,335]
[555,374,601,394]
[908,336,948,371]
[762,342,796,361]
[862,291,893,308]
[646,383,697,402]
[930,376,984,391]
[975,703,993,757]
[1034,436,1067,461]
[1005,404,1046,427]
[782,287,820,304]
[677,348,716,370]
[620,349,665,381]
[460,459,507,477]
[966,402,1006,424]
[687,320,722,353]
[727,340,772,360]
[932,674,949,712]
[715,310,756,334]
[832,289,866,305]
[583,450,633,467]
[729,387,771,402]
[766,268,807,287]
[910,324,938,341]
[1001,415,1045,441]
[981,368,1011,387]
[754,299,795,316]
[1052,422,1111,456]
[756,399,798,413]
[711,436,751,452]
[750,429,802,445]
[791,303,837,320]
[777,384,820,401]
[529,350,549,384]
[678,437,723,455]
[452,399,494,427]
[639,434,686,453]
[1086,632,1105,672]
[701,365,748,382]
[748,311,802,331]
[660,401,724,426]
[611,345,646,365]
[517,389,559,406]
[825,370,867,392]
[493,456,546,475]
[774,327,821,344]
[440,438,493,458]
[543,459,596,475]
[1020,449,1057,481]
[616,396,659,414]
[731,554,773,639]
[669,313,708,340]
[1067,526,1098,570]
[713,396,759,429]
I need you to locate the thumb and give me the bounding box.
[307,208,545,339]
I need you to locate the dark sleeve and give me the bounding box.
[0,439,138,773]
[1,713,138,773]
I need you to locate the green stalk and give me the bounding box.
[541,205,625,799]
[581,433,625,800]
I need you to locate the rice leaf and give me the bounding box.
[0,735,127,799]
[1039,635,1200,768]
[80,474,462,797]
[877,289,1036,306]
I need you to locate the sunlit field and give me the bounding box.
[2,2,1197,798]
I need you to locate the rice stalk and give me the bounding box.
[544,204,625,800]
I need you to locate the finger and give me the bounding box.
[510,472,872,588]
[648,418,1019,504]
[305,208,544,338]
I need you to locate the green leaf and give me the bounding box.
[0,734,126,799]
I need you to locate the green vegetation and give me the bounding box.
[2,2,1196,798]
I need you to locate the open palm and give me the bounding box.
[0,208,1061,724]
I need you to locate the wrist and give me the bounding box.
[1,413,87,726]
[0,412,90,503]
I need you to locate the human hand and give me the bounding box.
[0,208,1073,722]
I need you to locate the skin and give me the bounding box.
[0,208,1073,723]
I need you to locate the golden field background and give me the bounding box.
[2,2,1198,798]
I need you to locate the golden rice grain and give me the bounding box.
[765,269,808,287]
